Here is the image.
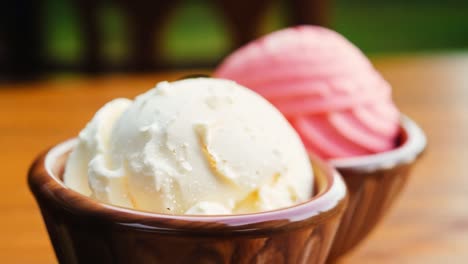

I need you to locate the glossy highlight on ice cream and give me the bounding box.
[63,78,313,215]
[215,26,400,159]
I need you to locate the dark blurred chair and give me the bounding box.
[0,0,44,81]
[0,0,328,81]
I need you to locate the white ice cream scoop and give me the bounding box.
[64,78,313,215]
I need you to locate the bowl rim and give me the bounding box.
[329,114,426,173]
[28,139,347,235]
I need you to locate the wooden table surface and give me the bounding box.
[1,54,467,263]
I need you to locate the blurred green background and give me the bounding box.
[45,0,468,66]
[1,0,467,81]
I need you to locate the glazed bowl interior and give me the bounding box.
[330,115,427,172]
[30,139,347,235]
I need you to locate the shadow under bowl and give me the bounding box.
[327,115,427,261]
[29,139,348,264]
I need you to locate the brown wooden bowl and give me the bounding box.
[29,139,348,264]
[327,115,427,261]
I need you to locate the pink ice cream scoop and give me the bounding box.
[214,26,400,159]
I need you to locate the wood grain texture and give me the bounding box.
[1,53,468,263]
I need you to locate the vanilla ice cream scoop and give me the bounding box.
[64,78,313,215]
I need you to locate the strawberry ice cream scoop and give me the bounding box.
[214,26,400,159]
